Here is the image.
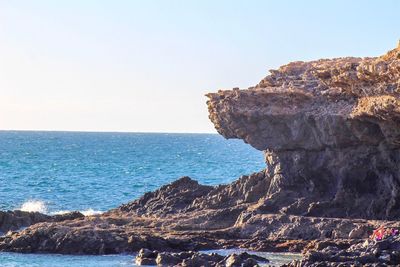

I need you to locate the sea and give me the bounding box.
[0,131,299,266]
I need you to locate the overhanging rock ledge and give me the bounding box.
[207,44,400,220]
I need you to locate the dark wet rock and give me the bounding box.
[224,254,260,267]
[225,254,247,267]
[51,211,84,222]
[135,257,156,265]
[118,176,213,216]
[188,170,269,211]
[186,252,226,266]
[134,249,267,266]
[242,258,259,267]
[156,252,181,265]
[134,248,158,265]
[0,218,206,254]
[286,235,400,266]
[1,179,399,255]
[221,252,269,267]
[0,210,49,234]
[137,248,157,258]
[0,210,84,234]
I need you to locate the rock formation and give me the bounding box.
[0,210,84,234]
[207,43,400,220]
[2,43,400,266]
[286,234,400,266]
[134,248,268,266]
[119,176,214,215]
[1,175,396,256]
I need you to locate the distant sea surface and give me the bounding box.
[0,131,265,214]
[1,131,296,266]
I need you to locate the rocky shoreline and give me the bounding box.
[2,176,400,266]
[2,43,400,266]
[134,248,269,266]
[0,210,84,234]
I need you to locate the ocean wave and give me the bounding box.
[51,208,102,216]
[19,200,47,213]
[18,200,102,216]
[80,209,103,216]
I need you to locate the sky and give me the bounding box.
[0,0,399,133]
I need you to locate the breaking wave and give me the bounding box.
[51,208,102,216]
[19,200,47,213]
[18,200,102,216]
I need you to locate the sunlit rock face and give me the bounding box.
[207,43,400,220]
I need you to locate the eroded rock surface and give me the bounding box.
[118,176,214,216]
[2,44,400,267]
[1,175,398,255]
[285,235,400,266]
[0,210,84,234]
[134,248,268,267]
[207,43,400,220]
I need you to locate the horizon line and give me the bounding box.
[0,129,219,135]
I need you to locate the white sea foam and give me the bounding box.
[51,208,103,216]
[18,200,102,216]
[80,208,102,216]
[50,210,71,215]
[19,200,48,213]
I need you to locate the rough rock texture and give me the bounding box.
[1,175,398,256]
[2,44,400,267]
[0,176,273,254]
[285,235,400,266]
[119,176,214,215]
[207,43,400,220]
[0,210,84,234]
[134,248,268,267]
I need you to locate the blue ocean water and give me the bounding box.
[0,131,265,214]
[0,131,300,266]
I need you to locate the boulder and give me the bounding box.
[224,252,265,267]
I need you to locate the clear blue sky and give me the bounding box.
[0,0,399,133]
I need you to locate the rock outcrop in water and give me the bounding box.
[2,43,400,266]
[134,248,268,266]
[119,176,214,215]
[207,43,400,220]
[0,210,84,234]
[1,175,397,257]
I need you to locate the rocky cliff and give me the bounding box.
[2,44,400,266]
[207,43,400,220]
